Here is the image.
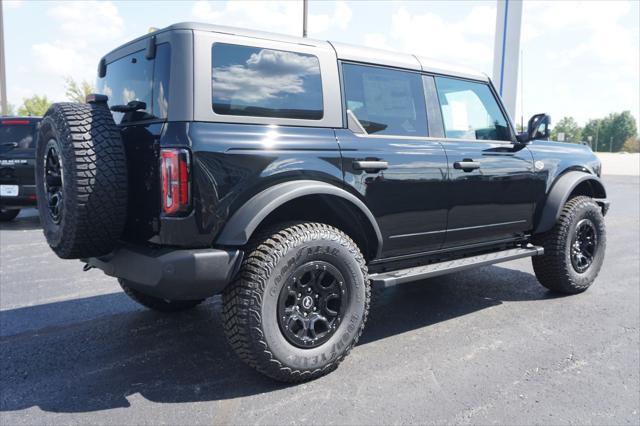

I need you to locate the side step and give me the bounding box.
[369,245,544,287]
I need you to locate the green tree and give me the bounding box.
[64,76,94,103]
[622,137,640,153]
[582,112,638,152]
[605,111,638,152]
[582,118,602,149]
[17,95,51,117]
[551,116,582,143]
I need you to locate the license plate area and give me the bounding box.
[0,185,19,197]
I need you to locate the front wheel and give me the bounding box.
[223,222,370,382]
[0,208,20,222]
[532,196,606,294]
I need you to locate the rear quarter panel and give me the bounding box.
[160,122,344,246]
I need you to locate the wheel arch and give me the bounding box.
[534,171,608,234]
[214,180,383,260]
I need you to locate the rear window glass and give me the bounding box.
[342,63,428,137]
[96,43,170,124]
[212,43,323,120]
[0,123,36,149]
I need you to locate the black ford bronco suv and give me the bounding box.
[1,116,40,221]
[35,23,608,382]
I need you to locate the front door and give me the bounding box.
[337,63,449,258]
[432,76,539,247]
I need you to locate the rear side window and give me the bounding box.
[0,122,37,149]
[342,63,428,137]
[212,43,323,120]
[96,43,171,124]
[435,77,511,141]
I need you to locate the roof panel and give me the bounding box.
[329,41,421,71]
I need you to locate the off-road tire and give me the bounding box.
[119,279,205,312]
[0,208,20,222]
[532,196,606,294]
[222,222,370,382]
[36,102,127,259]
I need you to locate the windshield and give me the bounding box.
[96,42,170,125]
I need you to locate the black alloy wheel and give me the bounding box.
[277,261,348,348]
[43,140,64,224]
[570,218,597,273]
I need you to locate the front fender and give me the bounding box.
[215,180,383,256]
[534,171,608,234]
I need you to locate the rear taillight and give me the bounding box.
[1,120,30,125]
[160,148,191,215]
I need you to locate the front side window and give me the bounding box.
[342,63,428,137]
[435,77,511,141]
[96,43,171,124]
[212,43,323,120]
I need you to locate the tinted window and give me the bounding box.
[96,43,171,124]
[0,123,36,149]
[435,77,511,141]
[212,43,323,120]
[342,63,428,136]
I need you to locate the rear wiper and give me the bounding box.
[110,100,147,113]
[1,142,18,147]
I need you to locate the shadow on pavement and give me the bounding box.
[0,264,560,413]
[0,210,41,231]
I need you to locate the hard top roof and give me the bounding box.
[106,21,488,82]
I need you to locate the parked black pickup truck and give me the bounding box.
[0,116,40,221]
[35,23,608,382]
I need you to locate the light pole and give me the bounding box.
[302,0,308,38]
[0,0,8,116]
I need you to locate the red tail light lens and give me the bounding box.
[160,148,190,215]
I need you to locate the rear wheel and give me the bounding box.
[0,208,20,222]
[223,222,370,382]
[119,279,205,313]
[532,196,606,294]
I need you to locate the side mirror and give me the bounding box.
[516,113,551,143]
[528,113,551,141]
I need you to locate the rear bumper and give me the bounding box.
[0,185,37,208]
[84,245,244,300]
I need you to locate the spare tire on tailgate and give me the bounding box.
[36,102,127,259]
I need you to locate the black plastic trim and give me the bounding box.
[534,171,608,234]
[85,245,243,300]
[215,180,384,257]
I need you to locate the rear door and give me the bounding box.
[336,63,449,258]
[0,119,38,201]
[432,76,538,247]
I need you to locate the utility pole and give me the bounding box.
[302,0,308,38]
[520,49,524,132]
[609,136,613,153]
[0,0,8,116]
[594,122,600,152]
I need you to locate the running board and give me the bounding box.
[369,246,544,287]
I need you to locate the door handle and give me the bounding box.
[453,160,481,172]
[353,160,389,172]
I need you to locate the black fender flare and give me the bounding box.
[534,171,608,234]
[215,180,383,257]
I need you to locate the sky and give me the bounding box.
[3,0,639,128]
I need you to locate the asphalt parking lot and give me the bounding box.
[1,175,638,425]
